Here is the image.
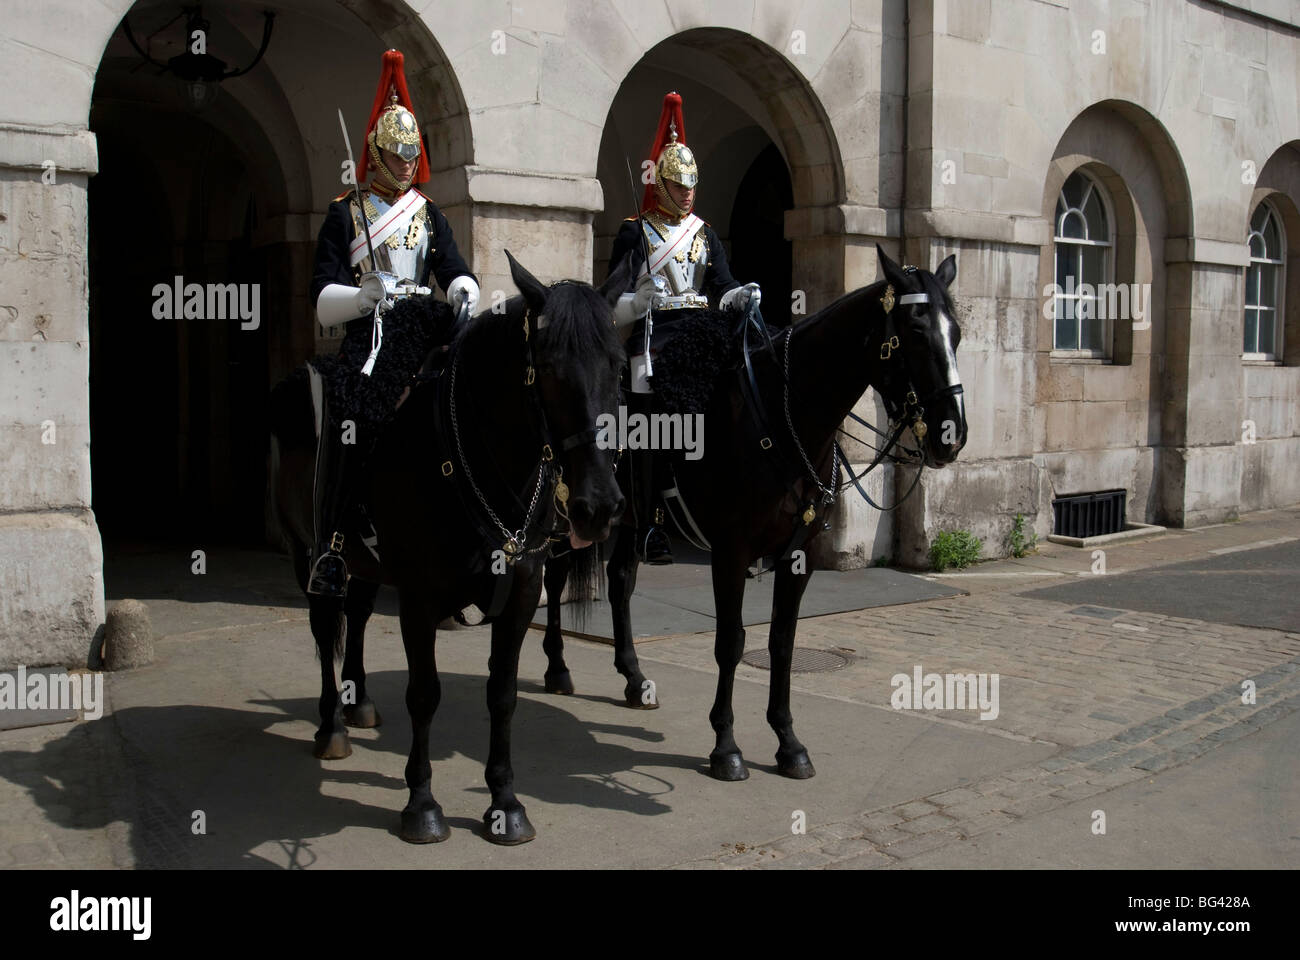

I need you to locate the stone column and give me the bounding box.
[1158,241,1250,526]
[0,125,105,668]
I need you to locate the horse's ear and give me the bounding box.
[505,249,547,315]
[876,243,905,287]
[934,254,957,289]
[598,248,642,307]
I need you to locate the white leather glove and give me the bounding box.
[447,275,480,315]
[631,271,661,316]
[316,278,385,329]
[721,282,762,312]
[357,272,388,312]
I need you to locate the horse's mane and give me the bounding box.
[452,281,624,368]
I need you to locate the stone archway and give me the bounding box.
[0,0,474,667]
[595,28,845,311]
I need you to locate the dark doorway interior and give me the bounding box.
[727,143,793,326]
[89,101,270,545]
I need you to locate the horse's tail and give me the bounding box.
[564,542,604,633]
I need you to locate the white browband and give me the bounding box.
[898,293,930,305]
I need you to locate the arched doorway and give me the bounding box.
[594,29,842,313]
[89,0,472,550]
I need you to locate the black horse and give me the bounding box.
[540,245,968,781]
[269,252,627,844]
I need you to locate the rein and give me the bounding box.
[426,298,607,613]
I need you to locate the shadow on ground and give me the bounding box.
[0,669,707,868]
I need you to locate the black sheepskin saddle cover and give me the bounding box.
[648,307,783,416]
[311,296,456,430]
[647,307,743,416]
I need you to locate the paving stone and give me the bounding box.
[755,849,836,869]
[895,800,940,821]
[825,849,894,869]
[1203,723,1255,744]
[1049,782,1106,802]
[859,825,911,847]
[854,809,903,831]
[1038,755,1076,772]
[954,812,1016,838]
[820,836,882,860]
[1002,795,1062,818]
[939,799,1001,821]
[926,787,983,807]
[881,829,962,860]
[895,813,957,835]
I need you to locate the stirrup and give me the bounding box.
[307,533,349,597]
[638,525,673,565]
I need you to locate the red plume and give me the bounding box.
[641,92,686,213]
[359,49,430,185]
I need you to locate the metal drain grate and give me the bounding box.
[742,647,849,673]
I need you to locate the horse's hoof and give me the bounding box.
[483,805,536,845]
[776,748,817,779]
[400,802,450,844]
[624,680,660,709]
[313,731,351,760]
[709,751,749,781]
[342,698,382,729]
[544,671,575,696]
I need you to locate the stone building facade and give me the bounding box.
[2,0,1298,666]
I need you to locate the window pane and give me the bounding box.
[1061,172,1083,209]
[1081,312,1104,351]
[1263,214,1281,259]
[1244,309,1258,353]
[1081,244,1106,285]
[1055,247,1073,290]
[1060,211,1086,240]
[1055,311,1077,350]
[1055,195,1066,227]
[1251,204,1268,233]
[1249,234,1265,260]
[1083,186,1108,240]
[1258,311,1276,355]
[1245,264,1261,307]
[1259,263,1278,308]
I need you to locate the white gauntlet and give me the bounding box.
[720,282,762,312]
[316,276,387,329]
[447,275,480,315]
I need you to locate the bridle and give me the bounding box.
[825,270,964,511]
[436,292,617,578]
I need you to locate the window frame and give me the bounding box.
[1244,199,1285,362]
[1052,169,1115,360]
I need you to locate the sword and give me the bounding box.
[338,108,376,269]
[624,157,654,378]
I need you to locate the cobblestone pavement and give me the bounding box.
[1,508,1297,869]
[660,509,1300,868]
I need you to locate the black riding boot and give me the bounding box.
[633,446,672,565]
[308,419,366,597]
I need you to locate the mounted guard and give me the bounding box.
[609,91,762,564]
[308,48,480,597]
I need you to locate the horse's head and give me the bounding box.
[506,251,627,546]
[873,245,967,467]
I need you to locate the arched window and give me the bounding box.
[1245,201,1284,359]
[1053,170,1113,355]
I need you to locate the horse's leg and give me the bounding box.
[542,552,575,695]
[341,578,382,728]
[768,563,816,779]
[483,577,537,845]
[309,596,351,760]
[708,548,750,780]
[607,529,657,708]
[397,585,450,843]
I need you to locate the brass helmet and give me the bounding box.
[653,121,698,218]
[367,96,421,193]
[360,50,428,195]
